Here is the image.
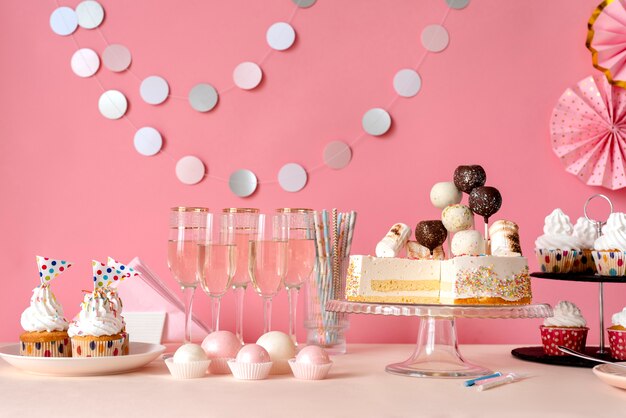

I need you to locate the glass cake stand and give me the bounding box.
[326,299,552,378]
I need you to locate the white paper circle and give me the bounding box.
[421,25,449,53]
[98,90,127,120]
[292,0,316,7]
[393,69,422,97]
[75,1,105,29]
[176,156,205,185]
[141,76,169,105]
[50,7,78,36]
[446,0,470,9]
[102,44,131,72]
[266,22,296,51]
[229,169,258,197]
[189,84,219,112]
[71,48,100,78]
[278,163,307,192]
[362,108,392,136]
[324,141,352,170]
[134,127,163,156]
[233,62,263,90]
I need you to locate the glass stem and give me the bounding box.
[287,286,300,346]
[210,296,221,333]
[182,286,196,343]
[263,297,273,334]
[233,285,246,344]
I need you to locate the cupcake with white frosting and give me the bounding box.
[608,307,626,360]
[540,301,588,356]
[572,217,598,274]
[535,209,584,273]
[592,212,626,277]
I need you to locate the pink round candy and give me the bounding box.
[295,345,330,365]
[236,344,271,364]
[201,331,241,359]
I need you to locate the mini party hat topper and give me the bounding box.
[36,255,72,284]
[106,257,139,286]
[92,259,126,289]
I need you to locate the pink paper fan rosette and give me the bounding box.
[587,0,626,88]
[550,75,626,190]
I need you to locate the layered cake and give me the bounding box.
[345,165,532,306]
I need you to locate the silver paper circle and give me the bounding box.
[323,141,352,170]
[229,169,258,197]
[362,108,391,136]
[134,127,163,156]
[75,1,105,29]
[278,163,307,192]
[292,0,316,8]
[98,90,127,120]
[141,76,169,105]
[446,0,470,10]
[189,83,219,112]
[102,44,132,72]
[176,156,205,185]
[50,7,78,36]
[393,69,422,97]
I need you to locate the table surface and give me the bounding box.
[1,344,624,418]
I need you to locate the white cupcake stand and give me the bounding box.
[326,300,552,378]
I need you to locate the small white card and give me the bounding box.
[123,312,166,344]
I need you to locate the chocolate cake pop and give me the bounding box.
[469,186,502,223]
[453,165,486,194]
[414,220,448,255]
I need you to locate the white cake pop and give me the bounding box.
[451,230,485,256]
[442,204,474,232]
[430,182,462,209]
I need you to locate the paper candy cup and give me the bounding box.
[535,249,580,274]
[19,332,71,358]
[165,358,210,379]
[227,360,272,380]
[608,328,626,360]
[70,334,127,357]
[592,251,626,277]
[208,357,233,374]
[288,359,333,380]
[571,249,596,274]
[540,326,588,356]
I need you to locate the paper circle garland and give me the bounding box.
[176,156,206,185]
[266,22,296,51]
[71,48,100,78]
[75,1,105,30]
[292,0,316,8]
[323,141,352,170]
[50,7,78,36]
[141,76,169,105]
[362,108,392,136]
[229,169,258,197]
[134,127,163,156]
[393,69,422,98]
[446,0,470,10]
[233,62,263,90]
[189,83,219,112]
[98,90,128,120]
[102,44,132,72]
[421,25,449,53]
[278,163,308,192]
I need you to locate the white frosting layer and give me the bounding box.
[535,209,581,250]
[543,301,586,327]
[20,285,69,332]
[573,217,597,249]
[612,307,626,328]
[68,289,125,337]
[594,212,626,251]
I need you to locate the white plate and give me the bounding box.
[593,362,626,390]
[0,342,165,376]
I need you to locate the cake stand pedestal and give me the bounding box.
[326,300,552,378]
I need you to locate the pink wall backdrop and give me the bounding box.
[1,0,624,344]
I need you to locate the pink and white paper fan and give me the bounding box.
[550,75,626,190]
[587,0,626,88]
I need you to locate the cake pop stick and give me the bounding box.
[469,186,502,254]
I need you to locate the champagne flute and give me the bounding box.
[249,213,288,334]
[277,208,316,346]
[223,208,259,344]
[168,207,208,343]
[198,213,237,333]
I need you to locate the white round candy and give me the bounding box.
[451,230,485,256]
[256,331,296,375]
[173,343,208,363]
[442,204,474,233]
[430,182,462,209]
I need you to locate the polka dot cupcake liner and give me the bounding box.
[570,249,597,274]
[608,328,626,360]
[535,249,581,274]
[19,338,71,358]
[70,335,127,357]
[592,251,626,277]
[540,326,588,356]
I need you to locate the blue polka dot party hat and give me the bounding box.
[36,255,72,284]
[106,257,139,286]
